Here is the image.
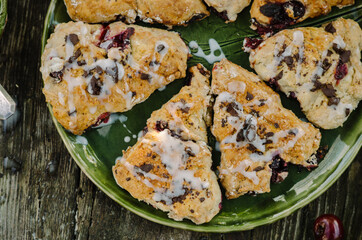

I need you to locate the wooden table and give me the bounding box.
[0,1,361,239]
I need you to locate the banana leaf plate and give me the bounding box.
[41,0,362,232]
[0,0,6,36]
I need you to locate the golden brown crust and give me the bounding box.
[211,59,321,199]
[64,0,209,26]
[112,65,221,224]
[248,18,362,129]
[250,0,355,31]
[40,21,188,135]
[204,0,251,22]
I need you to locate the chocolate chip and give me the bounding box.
[263,139,273,145]
[226,102,239,117]
[49,71,63,82]
[190,209,194,213]
[77,60,86,66]
[236,129,245,142]
[345,108,351,117]
[322,59,332,73]
[68,110,77,117]
[139,164,153,173]
[155,120,168,132]
[265,132,274,137]
[321,84,336,98]
[325,23,336,33]
[274,123,279,128]
[199,197,205,202]
[89,76,102,95]
[260,3,283,17]
[289,92,297,99]
[221,118,227,127]
[340,50,351,64]
[254,166,264,172]
[126,177,131,181]
[67,34,79,45]
[156,44,165,53]
[284,56,294,69]
[288,129,297,136]
[246,92,254,101]
[327,97,340,106]
[140,73,151,81]
[95,66,103,75]
[327,50,333,57]
[74,49,82,59]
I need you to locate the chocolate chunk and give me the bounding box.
[49,71,63,82]
[155,120,168,132]
[139,164,153,173]
[289,92,297,99]
[199,197,205,202]
[190,209,194,213]
[253,166,264,172]
[269,156,288,183]
[265,132,274,137]
[226,102,239,117]
[260,3,283,17]
[311,80,322,92]
[247,144,263,155]
[236,129,245,142]
[67,34,79,45]
[156,44,165,53]
[83,70,91,78]
[172,189,191,204]
[340,50,351,64]
[185,147,195,157]
[221,118,227,127]
[246,92,254,101]
[251,109,260,117]
[327,50,333,57]
[89,76,102,95]
[95,66,103,75]
[263,139,273,145]
[322,59,332,73]
[274,123,279,128]
[283,1,305,19]
[106,66,119,83]
[288,129,297,136]
[327,97,340,106]
[345,108,351,117]
[140,73,151,81]
[126,177,131,181]
[325,23,336,33]
[284,56,294,69]
[74,49,82,59]
[77,60,86,66]
[321,84,336,98]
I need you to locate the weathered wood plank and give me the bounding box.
[0,0,361,239]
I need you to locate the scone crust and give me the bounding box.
[249,18,362,129]
[64,0,209,26]
[113,65,221,224]
[250,0,355,31]
[204,0,251,22]
[212,59,321,199]
[40,21,188,135]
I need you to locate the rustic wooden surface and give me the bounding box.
[0,1,361,239]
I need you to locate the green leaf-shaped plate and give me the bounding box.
[0,0,6,36]
[42,0,362,232]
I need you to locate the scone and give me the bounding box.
[247,18,362,129]
[40,21,188,135]
[113,65,222,224]
[204,0,251,22]
[211,59,321,199]
[64,0,209,26]
[250,0,355,35]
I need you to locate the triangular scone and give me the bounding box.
[250,0,354,35]
[113,65,222,224]
[248,18,362,129]
[204,0,251,22]
[64,0,209,26]
[211,59,321,199]
[41,21,188,135]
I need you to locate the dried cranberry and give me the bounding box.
[244,37,264,50]
[335,61,348,84]
[314,214,344,240]
[110,27,135,50]
[270,156,288,183]
[93,112,111,127]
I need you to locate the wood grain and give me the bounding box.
[0,1,361,239]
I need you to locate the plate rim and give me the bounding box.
[0,0,7,36]
[42,0,362,232]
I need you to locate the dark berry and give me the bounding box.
[314,214,344,240]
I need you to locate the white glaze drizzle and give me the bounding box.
[189,39,225,64]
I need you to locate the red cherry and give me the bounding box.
[314,214,344,240]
